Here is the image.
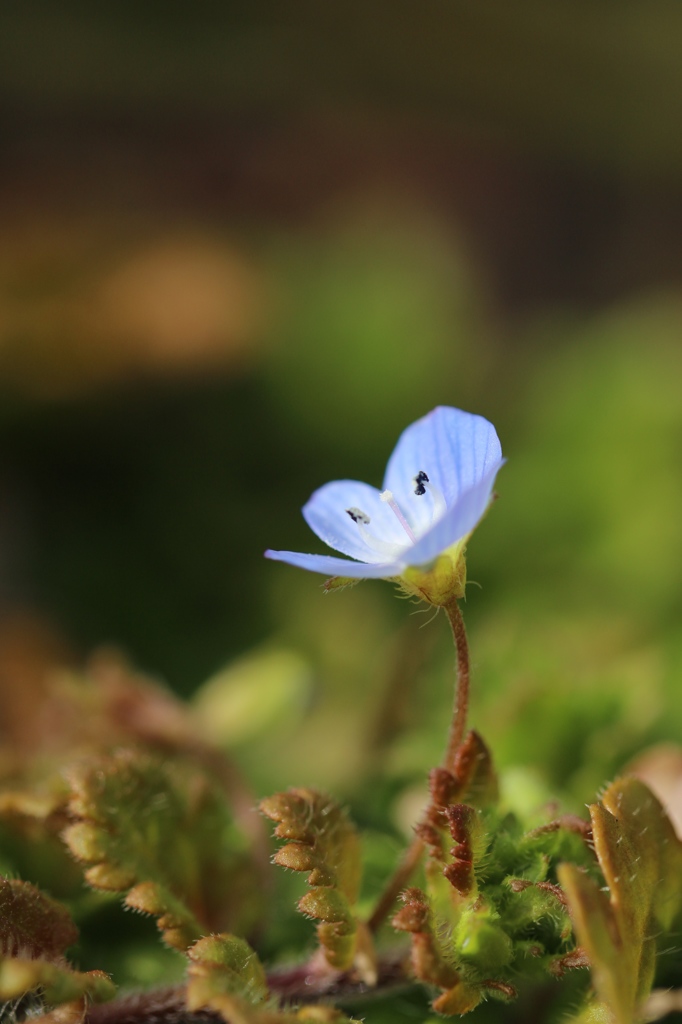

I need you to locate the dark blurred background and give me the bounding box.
[2,2,682,803]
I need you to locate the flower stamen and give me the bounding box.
[380,490,417,543]
[345,507,406,560]
[413,470,429,496]
[413,470,447,522]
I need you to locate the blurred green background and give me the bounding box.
[2,2,682,828]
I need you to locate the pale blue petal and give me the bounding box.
[404,461,503,566]
[303,479,410,562]
[383,407,502,531]
[264,549,403,578]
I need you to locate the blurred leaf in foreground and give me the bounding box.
[193,648,312,747]
[63,750,258,950]
[560,777,682,1024]
[0,875,115,1017]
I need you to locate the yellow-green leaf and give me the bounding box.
[559,777,682,1024]
[392,887,482,1017]
[260,789,361,971]
[62,749,254,949]
[186,935,359,1024]
[187,933,268,1014]
[0,959,114,1006]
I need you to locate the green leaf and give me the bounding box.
[559,777,682,1024]
[193,648,312,746]
[187,934,268,1013]
[399,782,594,1015]
[124,880,204,953]
[260,789,361,971]
[186,935,360,1024]
[188,1000,360,1024]
[62,749,254,950]
[0,959,114,1006]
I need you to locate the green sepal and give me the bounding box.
[322,577,362,594]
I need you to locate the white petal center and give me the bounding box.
[344,469,448,560]
[344,507,408,561]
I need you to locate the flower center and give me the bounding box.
[345,469,447,561]
[345,507,406,560]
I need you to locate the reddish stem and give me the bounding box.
[367,596,471,933]
[85,953,409,1024]
[442,596,470,771]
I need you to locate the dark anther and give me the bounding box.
[346,507,370,525]
[413,470,429,496]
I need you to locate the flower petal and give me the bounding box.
[264,549,403,578]
[383,407,502,532]
[404,461,503,566]
[303,479,411,562]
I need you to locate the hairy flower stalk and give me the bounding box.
[266,406,503,934]
[443,596,471,768]
[367,595,472,935]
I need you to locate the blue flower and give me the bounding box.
[265,406,503,605]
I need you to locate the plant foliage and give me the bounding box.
[0,633,680,1023]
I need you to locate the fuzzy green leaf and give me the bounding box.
[559,776,682,1024]
[62,749,254,950]
[188,1000,360,1024]
[401,785,594,1015]
[0,959,114,1005]
[392,887,482,1015]
[124,880,205,952]
[260,788,361,971]
[187,933,268,1013]
[186,935,359,1024]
